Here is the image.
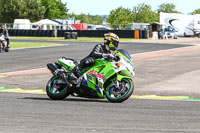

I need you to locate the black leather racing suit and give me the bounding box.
[78,43,110,69]
[69,43,112,83]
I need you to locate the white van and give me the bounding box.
[13,19,31,29]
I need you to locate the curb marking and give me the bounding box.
[131,95,200,101]
[0,68,49,76]
[0,87,45,94]
[0,75,6,78]
[0,87,200,101]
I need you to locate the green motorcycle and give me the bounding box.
[46,49,135,103]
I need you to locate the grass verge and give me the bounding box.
[11,36,135,42]
[10,42,60,49]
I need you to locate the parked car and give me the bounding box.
[87,24,96,30]
[124,27,133,30]
[95,27,112,30]
[160,26,178,39]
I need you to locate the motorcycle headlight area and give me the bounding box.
[126,62,135,76]
[122,57,134,69]
[120,57,135,76]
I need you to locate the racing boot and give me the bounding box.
[68,65,81,84]
[7,43,10,48]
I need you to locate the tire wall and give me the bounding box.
[8,29,149,39]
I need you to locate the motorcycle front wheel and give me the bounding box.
[5,47,9,52]
[46,76,70,100]
[4,41,9,52]
[105,79,134,103]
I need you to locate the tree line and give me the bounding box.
[0,0,68,23]
[0,0,200,29]
[107,3,179,29]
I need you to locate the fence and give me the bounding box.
[8,29,149,39]
[1,22,150,38]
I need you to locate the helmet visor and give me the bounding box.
[113,41,119,48]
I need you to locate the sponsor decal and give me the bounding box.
[88,70,106,79]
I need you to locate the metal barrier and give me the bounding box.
[8,29,149,39]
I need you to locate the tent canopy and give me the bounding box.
[31,19,61,30]
[32,19,59,25]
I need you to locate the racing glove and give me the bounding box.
[102,54,114,60]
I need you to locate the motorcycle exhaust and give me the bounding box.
[47,63,59,76]
[47,63,72,88]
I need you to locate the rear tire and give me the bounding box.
[46,76,70,100]
[105,79,134,103]
[0,43,2,53]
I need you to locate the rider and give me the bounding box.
[68,32,120,84]
[0,25,9,49]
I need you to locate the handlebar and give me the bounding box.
[114,55,120,62]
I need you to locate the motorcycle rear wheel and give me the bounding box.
[0,43,1,53]
[105,79,134,103]
[46,76,70,100]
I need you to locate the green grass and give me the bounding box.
[11,36,135,42]
[10,36,137,49]
[10,42,60,49]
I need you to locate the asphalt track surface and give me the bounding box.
[1,92,200,133]
[0,40,192,72]
[0,40,200,133]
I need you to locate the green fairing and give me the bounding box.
[119,70,132,78]
[84,59,116,97]
[83,51,133,97]
[117,74,131,81]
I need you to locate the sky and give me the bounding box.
[62,0,200,15]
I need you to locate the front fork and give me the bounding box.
[115,76,120,89]
[115,74,132,92]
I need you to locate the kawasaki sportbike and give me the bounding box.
[46,49,135,103]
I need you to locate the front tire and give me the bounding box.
[4,41,9,52]
[46,76,70,100]
[105,79,134,103]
